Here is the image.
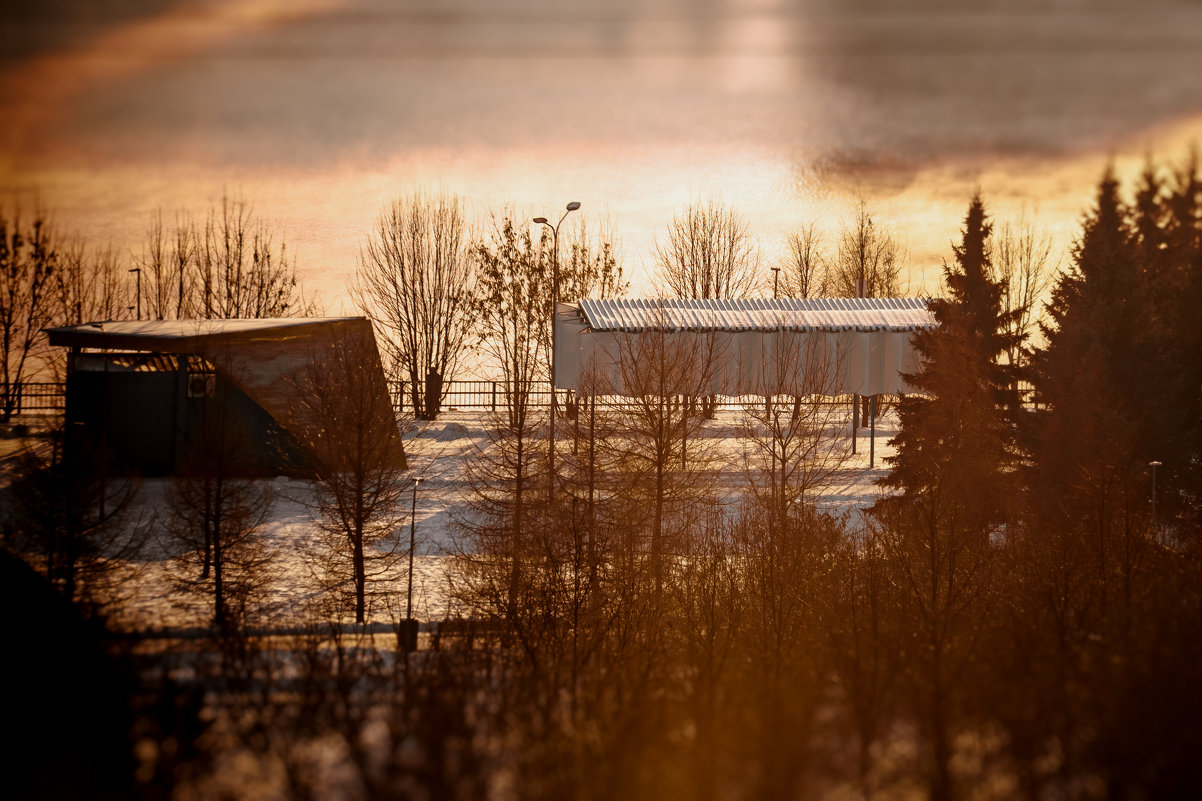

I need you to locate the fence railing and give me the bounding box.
[393,381,870,415]
[393,379,1043,415]
[390,380,552,413]
[1,379,1041,420]
[2,382,66,415]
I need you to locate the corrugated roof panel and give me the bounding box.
[576,297,934,333]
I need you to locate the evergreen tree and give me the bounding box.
[873,194,1017,801]
[1028,166,1143,522]
[1156,154,1202,528]
[880,193,1019,532]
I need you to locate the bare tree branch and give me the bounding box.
[654,200,759,299]
[354,191,475,420]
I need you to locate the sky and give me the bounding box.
[4,0,1202,310]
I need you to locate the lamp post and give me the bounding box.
[1150,460,1162,537]
[533,201,581,504]
[406,477,422,626]
[128,267,141,320]
[771,266,780,299]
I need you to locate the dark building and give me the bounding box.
[46,317,405,477]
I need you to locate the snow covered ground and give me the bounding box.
[94,406,900,633]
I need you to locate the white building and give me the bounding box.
[554,297,935,398]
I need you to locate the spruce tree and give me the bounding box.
[874,194,1018,801]
[1028,166,1141,520]
[1158,153,1202,528]
[880,193,1019,533]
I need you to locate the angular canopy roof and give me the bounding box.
[576,297,934,333]
[46,317,361,351]
[47,317,406,471]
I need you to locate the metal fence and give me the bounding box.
[393,379,1042,415]
[1,379,1041,419]
[394,380,871,415]
[390,380,552,413]
[2,382,65,415]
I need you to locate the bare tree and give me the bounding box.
[294,326,409,625]
[472,214,551,428]
[463,214,551,611]
[607,315,726,591]
[198,193,315,319]
[135,210,202,321]
[828,200,904,298]
[0,206,57,422]
[654,200,759,299]
[993,216,1059,373]
[166,366,277,631]
[740,331,853,526]
[171,213,197,318]
[135,209,170,320]
[7,423,143,609]
[558,214,629,301]
[780,222,827,298]
[355,192,475,420]
[53,240,131,327]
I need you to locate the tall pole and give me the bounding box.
[406,477,421,623]
[128,267,142,320]
[772,267,780,299]
[534,202,581,506]
[1150,460,1161,537]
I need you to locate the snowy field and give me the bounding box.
[70,406,900,633]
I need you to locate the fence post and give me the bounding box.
[491,381,497,411]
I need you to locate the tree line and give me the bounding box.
[2,187,1054,425]
[0,193,314,422]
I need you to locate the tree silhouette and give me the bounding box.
[654,200,759,299]
[875,194,1017,801]
[355,191,475,420]
[0,207,57,422]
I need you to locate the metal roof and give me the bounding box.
[45,317,365,351]
[575,297,934,333]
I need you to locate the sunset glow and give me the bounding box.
[5,0,1202,307]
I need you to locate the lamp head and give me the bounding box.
[566,201,581,211]
[533,216,548,224]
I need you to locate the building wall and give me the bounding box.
[66,363,310,477]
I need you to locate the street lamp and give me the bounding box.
[533,201,581,504]
[1150,460,1162,536]
[128,267,142,320]
[771,266,780,299]
[406,477,422,630]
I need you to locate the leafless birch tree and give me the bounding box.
[52,239,131,329]
[135,209,170,320]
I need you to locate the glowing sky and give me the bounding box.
[4,0,1202,309]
